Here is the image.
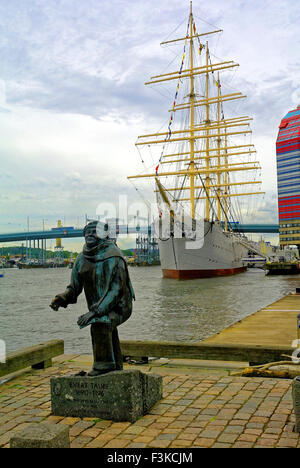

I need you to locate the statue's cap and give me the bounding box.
[83,221,109,236]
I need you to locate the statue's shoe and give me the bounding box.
[74,370,87,377]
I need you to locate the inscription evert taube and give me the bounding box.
[69,380,108,396]
[52,378,110,413]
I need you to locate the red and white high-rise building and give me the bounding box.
[276,106,300,247]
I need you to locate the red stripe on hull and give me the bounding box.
[162,266,247,280]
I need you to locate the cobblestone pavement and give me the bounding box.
[0,357,298,448]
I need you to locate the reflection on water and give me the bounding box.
[0,266,299,354]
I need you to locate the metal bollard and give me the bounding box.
[292,376,300,432]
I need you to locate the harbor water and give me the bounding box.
[0,266,299,354]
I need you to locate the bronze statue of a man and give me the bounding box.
[50,221,135,376]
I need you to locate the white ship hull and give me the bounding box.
[158,221,249,279]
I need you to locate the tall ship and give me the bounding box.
[128,2,264,279]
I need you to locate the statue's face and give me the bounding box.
[84,226,99,248]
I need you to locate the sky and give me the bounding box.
[0,0,299,250]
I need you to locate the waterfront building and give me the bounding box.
[276,106,300,247]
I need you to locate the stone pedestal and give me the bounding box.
[10,422,70,448]
[50,369,162,423]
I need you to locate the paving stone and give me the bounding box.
[69,420,94,437]
[104,438,130,448]
[232,442,254,448]
[123,425,145,435]
[162,428,182,434]
[94,420,113,429]
[266,420,286,428]
[170,440,193,448]
[103,427,123,435]
[238,434,258,443]
[156,433,177,440]
[201,408,219,416]
[179,431,198,440]
[223,425,244,434]
[217,433,239,444]
[133,436,155,444]
[141,428,161,437]
[127,442,148,448]
[60,417,80,426]
[277,438,298,448]
[255,438,277,447]
[249,416,269,423]
[228,419,247,426]
[193,437,214,448]
[212,443,231,448]
[85,439,108,448]
[148,439,171,448]
[270,413,288,422]
[246,422,265,430]
[264,427,282,435]
[71,436,92,448]
[81,427,102,438]
[199,429,223,439]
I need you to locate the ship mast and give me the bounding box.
[189,1,196,219]
[128,2,264,226]
[205,41,210,220]
[217,71,221,221]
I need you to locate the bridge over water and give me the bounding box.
[0,224,279,243]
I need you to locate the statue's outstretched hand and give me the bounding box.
[50,293,68,311]
[77,311,95,328]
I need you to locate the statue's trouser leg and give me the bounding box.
[112,328,123,371]
[90,322,116,373]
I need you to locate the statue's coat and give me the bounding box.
[64,239,135,328]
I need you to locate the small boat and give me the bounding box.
[242,256,266,268]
